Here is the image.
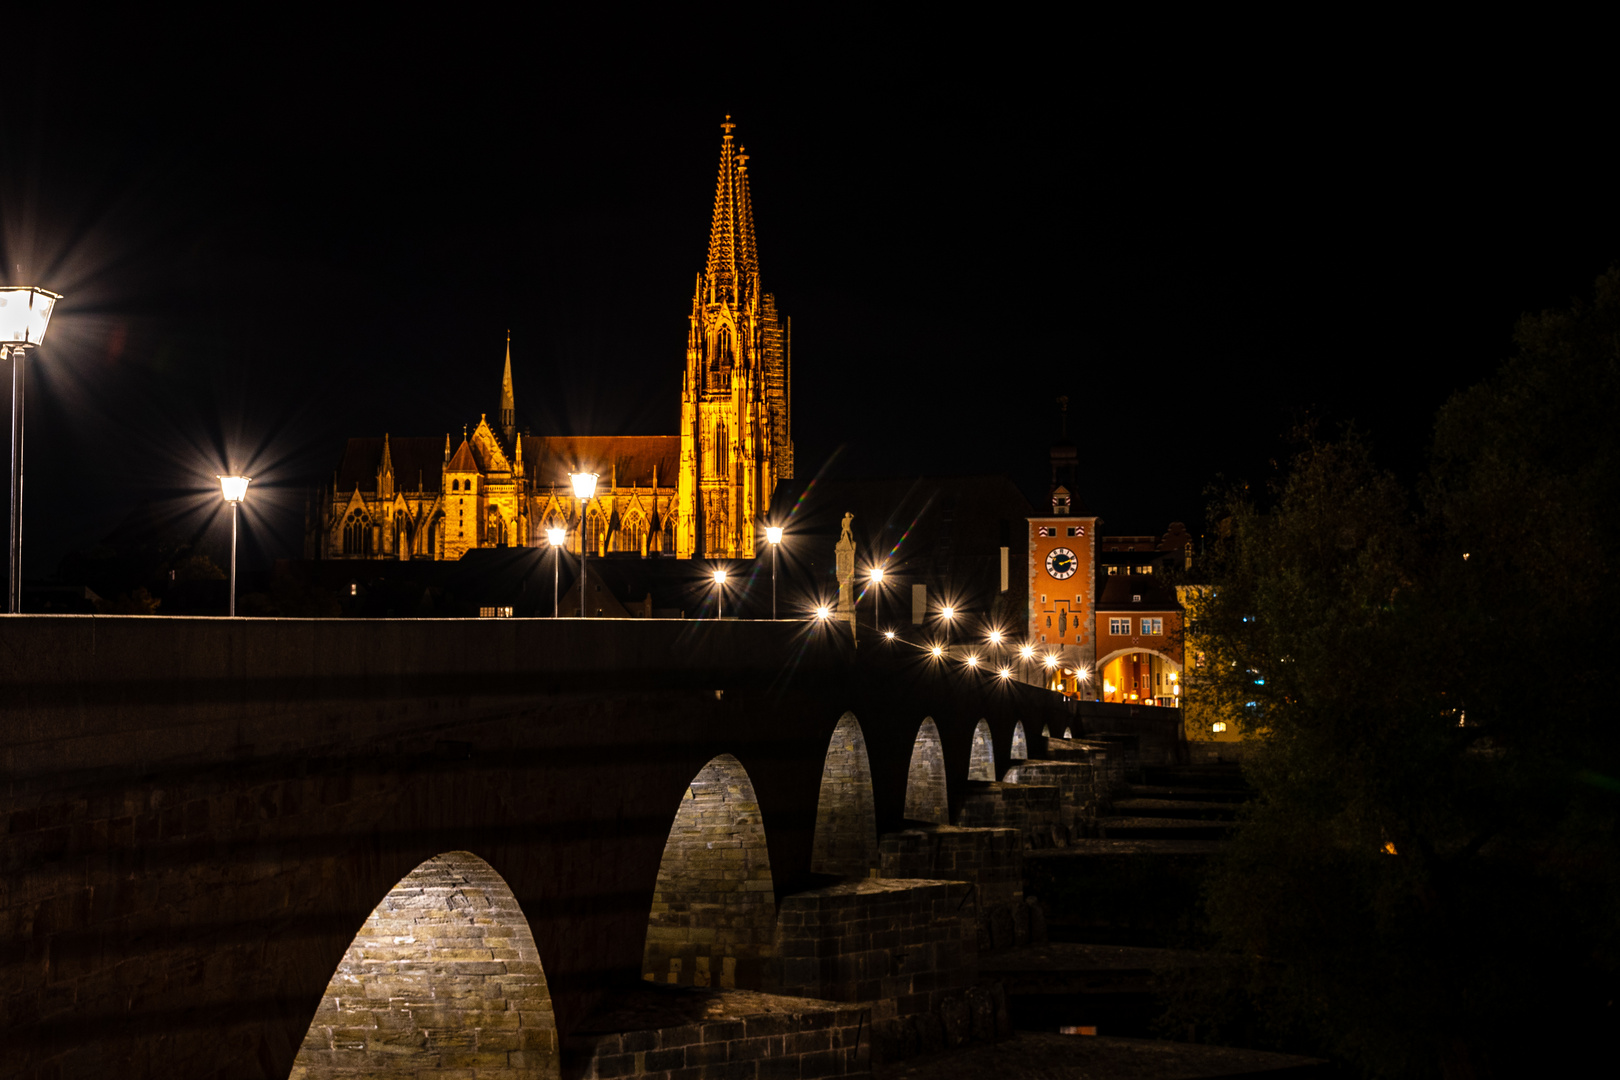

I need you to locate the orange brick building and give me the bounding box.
[1025,402,1189,701]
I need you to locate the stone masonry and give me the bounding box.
[810,713,879,878]
[564,987,868,1079]
[292,852,558,1080]
[643,756,777,991]
[878,826,1026,951]
[955,780,1065,850]
[902,720,949,824]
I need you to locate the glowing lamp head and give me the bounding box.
[765,526,783,545]
[713,569,728,585]
[1077,666,1091,681]
[1043,654,1058,669]
[965,655,980,668]
[218,475,251,504]
[997,666,1011,679]
[1019,644,1034,660]
[569,471,598,500]
[0,286,61,347]
[814,605,831,620]
[884,630,896,640]
[941,606,955,621]
[1172,682,1181,695]
[545,526,567,547]
[869,567,885,584]
[988,629,1002,645]
[930,644,944,658]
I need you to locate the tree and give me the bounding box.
[1183,271,1620,1078]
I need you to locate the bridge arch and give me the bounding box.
[642,754,776,990]
[968,718,996,780]
[1011,720,1028,760]
[293,850,558,1078]
[811,711,879,877]
[903,717,949,824]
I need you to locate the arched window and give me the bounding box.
[486,508,506,547]
[585,510,605,554]
[395,511,412,555]
[621,514,646,555]
[662,514,675,554]
[717,325,732,365]
[342,511,373,556]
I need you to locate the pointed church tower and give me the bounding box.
[678,116,792,559]
[500,330,517,449]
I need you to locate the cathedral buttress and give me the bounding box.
[679,116,792,559]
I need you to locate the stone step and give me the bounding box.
[1108,798,1239,821]
[1141,765,1249,791]
[871,1031,1331,1078]
[1097,817,1233,840]
[1125,783,1249,804]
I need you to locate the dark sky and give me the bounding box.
[4,22,1616,578]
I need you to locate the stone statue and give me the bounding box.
[840,512,854,544]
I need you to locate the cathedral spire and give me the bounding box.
[705,115,759,305]
[500,330,516,447]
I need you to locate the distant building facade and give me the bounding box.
[308,117,791,562]
[1024,401,1192,701]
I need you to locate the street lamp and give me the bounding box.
[218,476,251,617]
[764,525,783,618]
[545,525,567,618]
[713,568,727,619]
[570,472,598,617]
[814,604,831,621]
[940,604,955,646]
[868,566,885,634]
[1,285,61,614]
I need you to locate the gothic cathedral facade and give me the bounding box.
[677,116,793,559]
[310,117,792,563]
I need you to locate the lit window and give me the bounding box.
[1213,722,1227,733]
[1138,565,1153,575]
[1109,617,1130,634]
[1107,566,1118,576]
[1141,617,1163,635]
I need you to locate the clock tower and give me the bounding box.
[1027,399,1099,695]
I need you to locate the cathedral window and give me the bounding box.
[486,508,506,547]
[584,510,605,554]
[342,511,373,556]
[662,516,675,553]
[717,326,732,365]
[621,515,646,555]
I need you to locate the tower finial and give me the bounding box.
[721,114,736,137]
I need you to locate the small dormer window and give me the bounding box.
[1132,594,1142,603]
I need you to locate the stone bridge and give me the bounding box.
[0,616,1168,1079]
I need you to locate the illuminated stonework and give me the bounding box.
[312,118,791,562]
[677,115,792,558]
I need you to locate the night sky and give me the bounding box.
[5,23,1616,580]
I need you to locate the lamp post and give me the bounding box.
[546,525,567,618]
[218,476,251,617]
[765,525,783,619]
[712,568,727,619]
[570,472,597,617]
[1,285,61,614]
[940,605,955,648]
[868,566,885,635]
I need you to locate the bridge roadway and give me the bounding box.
[0,615,1075,1079]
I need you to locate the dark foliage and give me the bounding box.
[1166,270,1620,1077]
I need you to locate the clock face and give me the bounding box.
[1045,547,1078,580]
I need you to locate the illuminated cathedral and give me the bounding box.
[310,117,793,563]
